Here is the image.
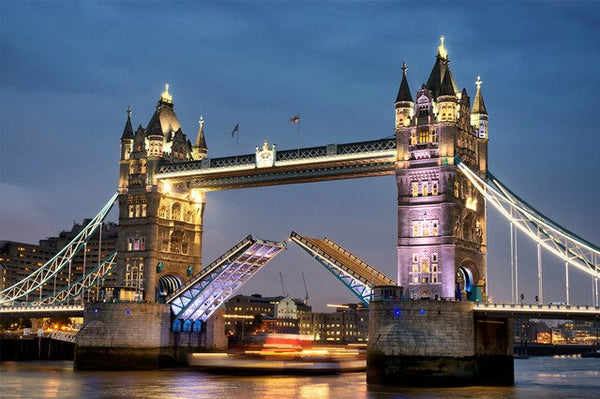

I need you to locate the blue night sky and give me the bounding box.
[1,2,598,311]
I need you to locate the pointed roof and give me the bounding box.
[439,67,456,97]
[426,36,457,98]
[472,76,488,115]
[194,116,208,150]
[120,106,134,140]
[146,84,182,137]
[395,62,413,103]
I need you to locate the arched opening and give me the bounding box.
[456,266,473,301]
[157,274,182,303]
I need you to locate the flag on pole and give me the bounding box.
[290,114,300,124]
[231,123,239,138]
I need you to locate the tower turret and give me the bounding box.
[471,76,488,139]
[437,69,457,122]
[395,62,414,130]
[192,116,208,160]
[120,106,134,160]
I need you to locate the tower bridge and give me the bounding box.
[1,38,599,381]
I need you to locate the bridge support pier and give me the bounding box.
[74,302,227,370]
[367,291,514,387]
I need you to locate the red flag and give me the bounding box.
[290,115,300,124]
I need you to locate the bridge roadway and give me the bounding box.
[0,304,84,318]
[474,302,600,321]
[1,302,599,321]
[155,138,397,190]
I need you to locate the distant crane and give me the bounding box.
[301,272,309,305]
[279,272,287,297]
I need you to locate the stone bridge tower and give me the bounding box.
[395,37,489,301]
[116,85,208,302]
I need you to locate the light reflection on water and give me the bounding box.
[0,358,598,398]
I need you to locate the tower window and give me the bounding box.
[412,182,419,197]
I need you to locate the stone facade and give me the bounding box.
[116,86,208,302]
[75,302,172,369]
[368,298,513,386]
[394,38,488,301]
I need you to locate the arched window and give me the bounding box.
[159,206,166,218]
[172,203,181,220]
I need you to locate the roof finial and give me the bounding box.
[199,115,204,128]
[401,62,408,76]
[438,35,448,59]
[476,75,483,90]
[161,83,173,104]
[127,105,132,119]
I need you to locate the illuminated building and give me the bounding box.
[0,220,118,299]
[116,86,207,302]
[395,37,488,300]
[224,294,312,339]
[299,303,369,344]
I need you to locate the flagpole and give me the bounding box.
[297,118,300,156]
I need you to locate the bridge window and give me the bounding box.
[422,182,429,196]
[412,182,419,197]
[412,253,419,263]
[411,132,417,146]
[418,131,430,143]
[135,204,141,217]
[432,181,439,195]
[128,205,134,218]
[454,182,459,198]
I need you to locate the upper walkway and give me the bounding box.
[155,138,397,190]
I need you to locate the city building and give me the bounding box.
[395,37,488,301]
[299,303,369,344]
[0,220,118,301]
[224,293,311,339]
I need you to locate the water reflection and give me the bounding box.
[0,358,598,398]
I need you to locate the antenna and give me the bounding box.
[279,272,287,297]
[301,272,309,305]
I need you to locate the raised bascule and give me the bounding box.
[1,38,598,382]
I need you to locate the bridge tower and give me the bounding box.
[395,37,489,301]
[116,85,207,302]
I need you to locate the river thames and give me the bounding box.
[1,357,598,398]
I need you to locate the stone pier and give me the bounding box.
[75,302,227,370]
[367,292,514,386]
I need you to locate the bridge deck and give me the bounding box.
[290,231,395,304]
[168,235,286,322]
[474,302,600,321]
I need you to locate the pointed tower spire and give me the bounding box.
[120,106,134,140]
[471,76,489,139]
[192,115,208,160]
[472,76,488,115]
[395,62,413,103]
[439,68,456,97]
[395,62,414,130]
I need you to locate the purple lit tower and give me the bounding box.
[395,37,489,301]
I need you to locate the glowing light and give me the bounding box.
[438,35,448,59]
[223,314,255,319]
[163,182,171,193]
[161,83,173,104]
[466,197,478,211]
[326,304,350,308]
[419,309,425,315]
